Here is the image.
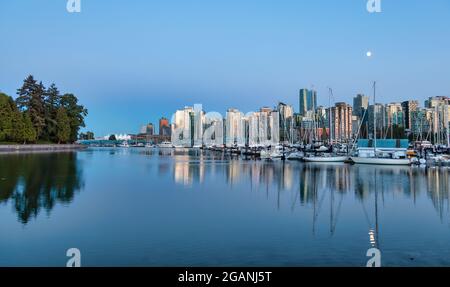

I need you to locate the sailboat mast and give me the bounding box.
[373,81,377,153]
[329,88,333,146]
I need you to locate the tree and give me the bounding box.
[56,107,71,144]
[0,93,14,141]
[21,112,37,144]
[43,83,61,142]
[79,131,95,140]
[108,134,117,141]
[86,131,94,140]
[60,93,88,143]
[16,75,46,138]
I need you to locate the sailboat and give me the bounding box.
[303,88,348,163]
[350,82,410,166]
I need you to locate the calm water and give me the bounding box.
[1,148,450,267]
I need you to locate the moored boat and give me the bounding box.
[303,155,348,163]
[158,141,173,148]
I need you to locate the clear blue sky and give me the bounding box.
[1,0,449,136]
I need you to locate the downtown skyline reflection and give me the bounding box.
[1,148,450,266]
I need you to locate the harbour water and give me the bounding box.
[1,148,450,266]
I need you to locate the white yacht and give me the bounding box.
[350,82,411,166]
[303,154,348,163]
[300,88,348,163]
[118,141,129,148]
[351,157,410,165]
[287,151,304,160]
[158,141,173,148]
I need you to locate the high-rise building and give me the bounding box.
[277,102,294,143]
[424,97,450,145]
[368,103,386,139]
[385,103,404,127]
[247,108,280,147]
[203,116,224,147]
[299,89,317,116]
[225,108,245,147]
[140,123,154,135]
[192,104,204,147]
[353,94,369,118]
[401,100,419,130]
[425,96,450,109]
[159,117,171,136]
[330,102,353,142]
[171,106,194,147]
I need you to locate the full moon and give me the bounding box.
[366,51,373,57]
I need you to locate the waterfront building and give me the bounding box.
[247,108,280,147]
[352,116,360,138]
[424,97,450,145]
[411,108,434,142]
[425,96,450,109]
[368,103,386,139]
[277,102,294,143]
[203,115,224,147]
[103,134,131,140]
[353,94,369,118]
[159,117,171,136]
[299,89,317,116]
[140,123,154,135]
[171,106,195,147]
[193,104,204,147]
[401,100,419,131]
[330,102,353,142]
[315,106,328,128]
[384,103,405,139]
[225,108,246,147]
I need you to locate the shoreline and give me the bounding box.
[0,144,88,153]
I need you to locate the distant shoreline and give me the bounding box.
[0,144,87,153]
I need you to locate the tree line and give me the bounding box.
[0,75,88,144]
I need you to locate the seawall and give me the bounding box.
[0,144,87,153]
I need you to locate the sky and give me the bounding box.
[1,0,449,136]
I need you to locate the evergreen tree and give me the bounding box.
[43,83,61,141]
[0,93,14,141]
[60,93,88,142]
[16,75,46,138]
[56,107,71,144]
[21,112,37,144]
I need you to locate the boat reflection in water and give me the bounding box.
[1,148,450,266]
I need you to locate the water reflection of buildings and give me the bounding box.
[423,169,450,220]
[0,153,84,224]
[167,154,450,236]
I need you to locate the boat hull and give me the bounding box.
[303,156,348,163]
[350,157,410,165]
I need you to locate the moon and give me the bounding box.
[366,51,373,58]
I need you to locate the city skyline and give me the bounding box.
[1,1,450,136]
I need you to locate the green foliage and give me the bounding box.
[79,131,95,140]
[0,75,88,144]
[21,112,37,143]
[16,75,46,138]
[0,93,14,141]
[56,107,71,143]
[108,134,117,141]
[60,93,88,142]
